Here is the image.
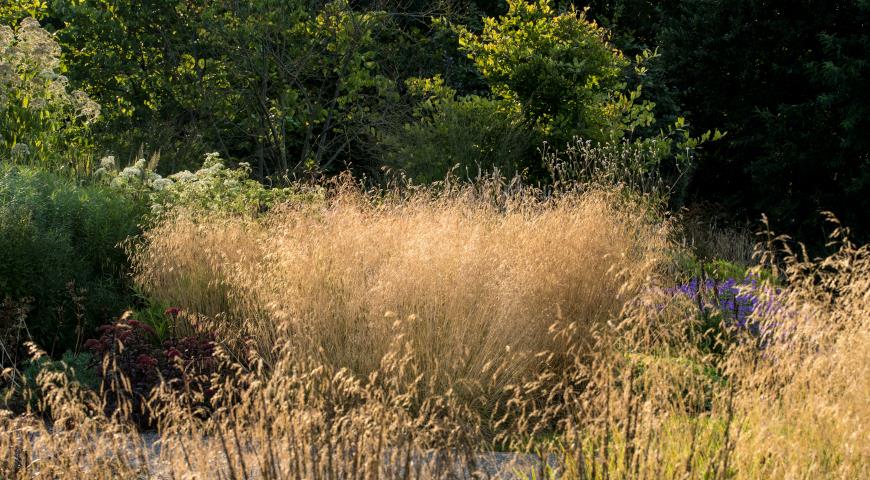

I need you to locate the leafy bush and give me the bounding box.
[32,0,402,177]
[0,18,100,174]
[456,0,641,145]
[0,166,146,355]
[380,76,536,182]
[22,350,99,394]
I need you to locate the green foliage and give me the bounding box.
[37,0,403,177]
[456,0,640,145]
[544,117,723,205]
[0,166,146,354]
[0,1,50,25]
[674,256,780,288]
[205,0,400,176]
[681,258,748,283]
[380,76,536,182]
[7,350,99,410]
[22,350,99,393]
[130,294,173,343]
[2,0,865,249]
[13,0,688,190]
[0,18,100,174]
[45,0,212,173]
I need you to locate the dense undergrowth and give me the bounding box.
[0,166,146,356]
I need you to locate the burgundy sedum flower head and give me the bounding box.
[135,353,158,371]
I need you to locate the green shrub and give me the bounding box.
[456,0,638,145]
[0,166,146,355]
[22,350,99,393]
[380,76,537,182]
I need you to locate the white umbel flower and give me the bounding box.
[100,155,116,170]
[152,178,174,191]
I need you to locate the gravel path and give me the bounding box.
[9,430,556,478]
[135,432,556,479]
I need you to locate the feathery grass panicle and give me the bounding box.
[133,184,671,402]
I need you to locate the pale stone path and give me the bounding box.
[137,432,557,479]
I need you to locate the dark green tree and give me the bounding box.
[657,0,870,246]
[45,0,214,172]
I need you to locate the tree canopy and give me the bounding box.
[1,0,867,247]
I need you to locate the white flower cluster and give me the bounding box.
[94,151,306,216]
[152,177,174,191]
[203,151,222,168]
[95,155,176,192]
[0,26,15,108]
[92,152,254,197]
[100,155,117,170]
[170,170,196,183]
[0,18,100,123]
[164,152,239,186]
[15,18,61,70]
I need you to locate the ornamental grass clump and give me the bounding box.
[723,219,870,478]
[133,183,672,410]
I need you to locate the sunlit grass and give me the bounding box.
[1,184,867,479]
